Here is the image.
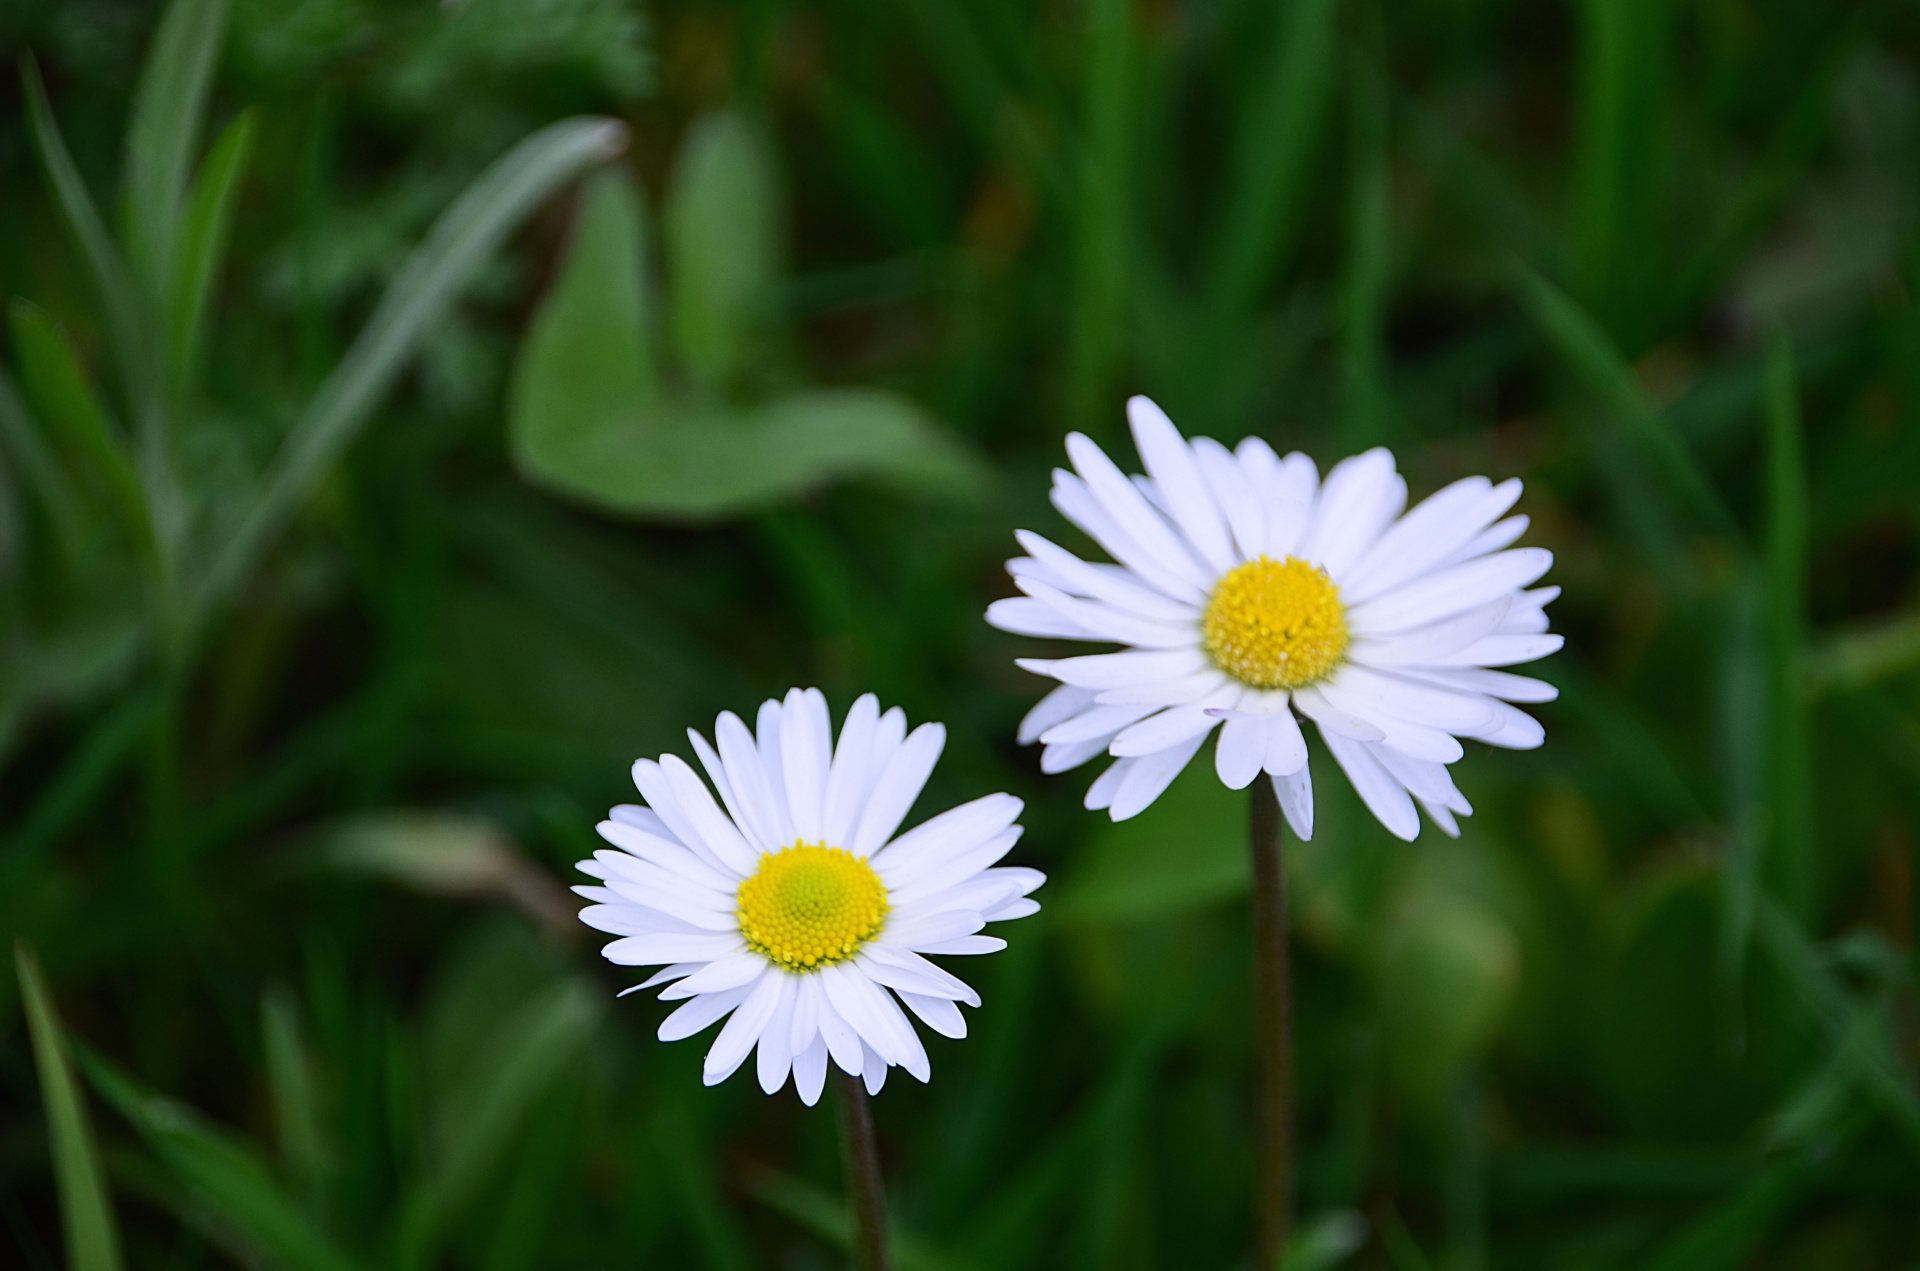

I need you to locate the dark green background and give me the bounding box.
[3,0,1918,1267]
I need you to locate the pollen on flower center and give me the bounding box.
[1201,554,1350,690]
[737,843,889,973]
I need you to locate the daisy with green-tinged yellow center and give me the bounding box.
[988,396,1561,841]
[575,689,1043,1104]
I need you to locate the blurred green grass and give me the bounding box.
[3,0,1919,1267]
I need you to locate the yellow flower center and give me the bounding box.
[736,843,889,973]
[1201,555,1350,690]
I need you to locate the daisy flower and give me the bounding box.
[988,396,1560,841]
[575,689,1043,1105]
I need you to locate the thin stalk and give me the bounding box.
[833,1069,893,1271]
[1250,778,1295,1268]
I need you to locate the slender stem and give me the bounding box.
[833,1069,893,1271]
[1250,778,1296,1269]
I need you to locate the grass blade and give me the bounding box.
[14,943,126,1271]
[168,108,256,396]
[1638,1157,1809,1271]
[1341,36,1392,451]
[1065,0,1133,438]
[7,303,147,542]
[122,0,230,301]
[1510,260,1742,545]
[1762,328,1815,923]
[20,62,153,406]
[0,367,88,559]
[1201,0,1339,327]
[262,987,330,1210]
[198,116,627,626]
[79,1046,363,1271]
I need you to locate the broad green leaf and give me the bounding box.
[15,943,126,1271]
[665,111,779,390]
[1054,761,1245,927]
[80,1048,362,1271]
[517,387,984,520]
[168,108,257,394]
[123,0,230,301]
[200,116,628,625]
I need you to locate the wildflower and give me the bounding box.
[577,689,1042,1103]
[989,396,1559,840]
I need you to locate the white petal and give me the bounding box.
[823,693,881,845]
[1109,729,1210,821]
[603,932,744,965]
[1093,668,1232,706]
[1290,685,1386,742]
[793,1035,830,1105]
[1263,708,1309,776]
[986,596,1095,639]
[1192,436,1267,563]
[885,908,986,948]
[659,982,754,1042]
[870,793,1023,883]
[1044,737,1112,773]
[1342,476,1522,603]
[703,972,784,1085]
[861,1041,888,1095]
[1467,700,1546,749]
[658,953,765,1000]
[1013,530,1198,621]
[1065,433,1214,589]
[1346,598,1513,668]
[1018,683,1100,745]
[754,698,796,836]
[1127,397,1237,573]
[1052,470,1208,603]
[1014,577,1201,647]
[629,759,727,873]
[713,710,790,851]
[659,755,759,875]
[1262,451,1320,559]
[1320,731,1419,842]
[1429,633,1564,668]
[1041,647,1210,690]
[1109,696,1229,758]
[1040,702,1158,746]
[1215,714,1266,789]
[917,935,1007,955]
[1324,665,1495,733]
[1419,798,1461,837]
[886,828,1020,905]
[756,978,798,1094]
[1302,449,1405,577]
[858,946,981,1006]
[1272,764,1314,839]
[816,988,865,1077]
[1084,757,1133,809]
[850,722,946,856]
[1347,548,1553,635]
[1406,666,1558,703]
[688,728,767,853]
[609,803,672,838]
[897,990,968,1039]
[781,687,832,842]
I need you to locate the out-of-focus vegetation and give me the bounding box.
[3,0,1919,1266]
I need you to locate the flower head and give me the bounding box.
[576,689,1043,1103]
[988,396,1560,840]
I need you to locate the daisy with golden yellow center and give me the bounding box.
[988,396,1561,840]
[576,689,1042,1104]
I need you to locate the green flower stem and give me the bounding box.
[833,1069,894,1271]
[1251,779,1296,1268]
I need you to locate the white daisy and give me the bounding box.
[988,396,1561,841]
[575,689,1043,1105]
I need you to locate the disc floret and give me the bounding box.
[737,842,889,972]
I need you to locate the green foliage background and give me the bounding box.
[3,0,1919,1267]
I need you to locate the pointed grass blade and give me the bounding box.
[78,1046,362,1271]
[200,116,627,624]
[1762,328,1815,923]
[122,0,230,300]
[169,108,256,394]
[15,943,125,1271]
